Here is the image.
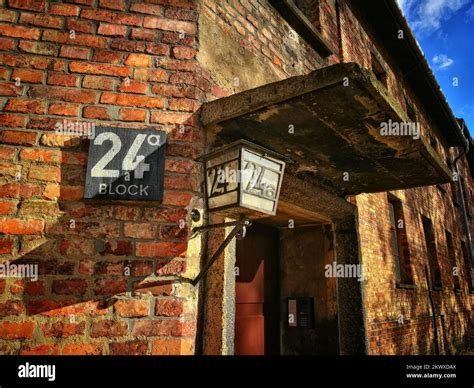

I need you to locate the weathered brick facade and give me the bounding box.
[0,0,472,355]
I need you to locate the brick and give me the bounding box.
[109,340,148,355]
[0,82,21,96]
[48,102,80,117]
[150,84,194,98]
[118,80,147,94]
[65,18,96,34]
[124,222,157,239]
[0,218,44,235]
[52,279,87,295]
[151,338,193,355]
[0,146,16,161]
[0,321,35,339]
[110,39,145,52]
[63,344,103,355]
[143,17,196,34]
[20,345,60,355]
[27,116,61,130]
[0,25,40,40]
[7,0,46,12]
[129,3,162,15]
[172,46,196,59]
[42,321,85,338]
[163,190,194,206]
[5,98,45,114]
[0,130,36,145]
[0,239,14,254]
[155,299,183,317]
[69,61,131,77]
[42,30,107,48]
[47,73,78,87]
[59,186,84,201]
[102,240,133,256]
[168,98,195,111]
[27,299,107,317]
[134,68,168,82]
[0,9,16,23]
[40,133,82,148]
[49,4,80,16]
[158,0,196,9]
[0,183,41,198]
[133,319,182,337]
[131,28,158,41]
[164,8,197,21]
[136,242,187,258]
[20,148,61,163]
[100,92,165,108]
[162,222,189,242]
[11,68,44,83]
[28,165,61,182]
[145,42,170,56]
[99,0,126,11]
[143,207,187,222]
[114,299,149,318]
[82,75,115,90]
[0,37,15,50]
[119,108,146,122]
[133,281,173,296]
[30,86,97,103]
[18,41,57,56]
[91,50,122,64]
[93,279,127,295]
[157,57,196,71]
[161,31,195,45]
[98,23,127,37]
[151,111,192,125]
[155,259,185,275]
[19,13,63,29]
[0,200,16,215]
[169,71,196,85]
[91,319,128,337]
[24,280,45,295]
[0,113,26,128]
[0,301,23,317]
[131,261,153,276]
[0,162,19,178]
[125,53,151,67]
[83,106,110,120]
[165,159,197,174]
[80,8,141,26]
[59,46,90,60]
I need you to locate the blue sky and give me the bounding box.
[397,0,474,135]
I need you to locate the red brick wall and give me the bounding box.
[0,0,471,356]
[0,0,203,355]
[200,0,473,355]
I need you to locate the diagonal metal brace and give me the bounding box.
[191,218,251,287]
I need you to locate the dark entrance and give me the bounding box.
[235,222,280,355]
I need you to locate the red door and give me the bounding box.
[235,223,279,355]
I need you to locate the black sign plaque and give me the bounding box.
[84,127,166,201]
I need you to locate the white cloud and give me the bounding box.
[397,0,471,35]
[432,54,454,69]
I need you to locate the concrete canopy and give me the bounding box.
[201,63,452,196]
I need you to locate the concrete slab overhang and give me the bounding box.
[201,63,452,196]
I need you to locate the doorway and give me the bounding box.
[234,222,280,355]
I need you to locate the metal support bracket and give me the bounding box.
[191,217,252,287]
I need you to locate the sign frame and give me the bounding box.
[84,126,167,201]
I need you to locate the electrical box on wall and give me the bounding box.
[287,297,315,329]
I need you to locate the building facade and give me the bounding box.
[0,0,472,355]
